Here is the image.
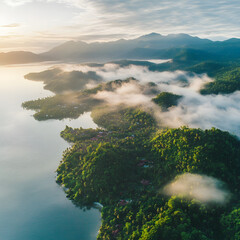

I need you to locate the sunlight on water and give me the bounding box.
[0,65,100,240]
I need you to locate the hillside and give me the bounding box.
[40,33,240,62]
[2,33,240,65]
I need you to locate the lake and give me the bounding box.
[0,65,101,240]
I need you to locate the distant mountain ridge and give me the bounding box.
[40,33,215,62]
[0,51,46,65]
[1,33,240,65]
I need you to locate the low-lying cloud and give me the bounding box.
[83,64,240,137]
[72,63,200,86]
[94,81,153,107]
[70,63,240,137]
[163,173,230,204]
[34,62,240,138]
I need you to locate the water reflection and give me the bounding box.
[0,65,100,240]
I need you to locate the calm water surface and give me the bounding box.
[0,65,101,240]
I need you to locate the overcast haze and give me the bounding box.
[0,0,240,52]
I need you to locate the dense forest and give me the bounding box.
[22,54,240,239]
[57,121,240,239]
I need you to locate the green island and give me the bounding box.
[22,59,240,239]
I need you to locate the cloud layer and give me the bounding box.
[3,0,240,39]
[0,23,21,28]
[66,63,240,138]
[163,173,229,204]
[1,0,240,52]
[53,0,240,40]
[3,0,32,6]
[94,81,155,107]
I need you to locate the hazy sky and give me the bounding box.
[0,0,240,52]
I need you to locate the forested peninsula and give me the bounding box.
[22,58,240,239]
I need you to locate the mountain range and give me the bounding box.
[1,33,240,65]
